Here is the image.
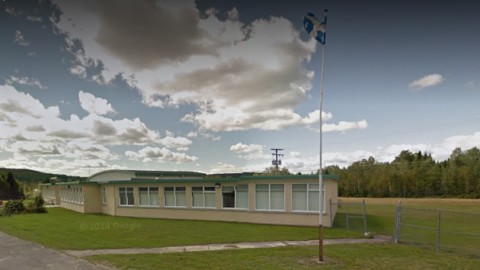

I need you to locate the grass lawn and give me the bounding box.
[0,208,359,250]
[339,197,480,235]
[338,197,480,256]
[87,243,480,270]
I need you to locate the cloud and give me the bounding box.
[86,0,214,70]
[409,73,444,91]
[323,119,368,133]
[159,132,192,151]
[14,30,29,46]
[54,2,324,132]
[6,76,47,89]
[230,143,268,160]
[0,84,161,164]
[78,91,116,115]
[125,146,198,163]
[208,162,242,174]
[26,16,43,22]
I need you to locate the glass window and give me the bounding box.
[223,185,249,209]
[164,187,186,207]
[292,183,323,212]
[119,187,134,206]
[236,185,249,209]
[192,186,216,208]
[255,184,269,210]
[222,186,235,208]
[139,187,159,206]
[102,187,107,205]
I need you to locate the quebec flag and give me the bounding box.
[303,12,326,44]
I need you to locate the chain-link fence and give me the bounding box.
[331,198,369,234]
[394,202,480,257]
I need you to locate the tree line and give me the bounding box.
[324,147,480,198]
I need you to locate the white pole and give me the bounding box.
[318,9,327,262]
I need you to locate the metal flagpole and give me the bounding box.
[318,8,327,263]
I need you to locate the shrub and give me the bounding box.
[26,195,47,214]
[4,200,25,216]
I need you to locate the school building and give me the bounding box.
[41,170,339,227]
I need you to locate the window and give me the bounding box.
[102,187,107,205]
[255,184,284,211]
[192,186,216,208]
[139,187,159,206]
[292,183,325,212]
[222,185,248,209]
[164,187,186,207]
[119,187,134,206]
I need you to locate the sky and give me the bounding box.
[1,0,479,177]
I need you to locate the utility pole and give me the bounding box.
[270,148,284,171]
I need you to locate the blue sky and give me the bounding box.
[1,0,479,176]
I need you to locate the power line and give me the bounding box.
[270,148,284,171]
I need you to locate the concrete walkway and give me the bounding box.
[0,231,111,270]
[63,235,392,258]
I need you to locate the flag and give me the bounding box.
[303,12,326,44]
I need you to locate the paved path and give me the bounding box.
[63,235,392,258]
[0,231,111,270]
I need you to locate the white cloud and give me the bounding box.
[159,131,192,151]
[78,90,116,116]
[208,162,242,174]
[125,146,198,163]
[409,73,444,91]
[6,76,47,89]
[230,143,268,160]
[14,30,29,46]
[0,84,160,163]
[323,119,368,133]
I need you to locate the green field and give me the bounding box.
[87,243,480,270]
[337,197,480,234]
[336,197,480,256]
[0,208,358,250]
[1,199,479,269]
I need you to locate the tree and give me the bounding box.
[0,172,24,200]
[262,166,291,175]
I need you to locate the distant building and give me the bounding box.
[41,170,339,227]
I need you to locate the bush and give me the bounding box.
[3,200,25,216]
[26,195,47,214]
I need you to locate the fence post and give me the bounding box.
[362,199,368,234]
[346,204,350,231]
[329,198,333,226]
[394,200,402,244]
[436,210,441,252]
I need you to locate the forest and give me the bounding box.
[324,147,480,198]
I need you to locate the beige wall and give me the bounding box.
[83,185,102,213]
[44,178,338,227]
[107,179,338,227]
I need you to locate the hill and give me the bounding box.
[0,168,86,183]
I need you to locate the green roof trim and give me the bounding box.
[92,174,338,185]
[239,174,339,180]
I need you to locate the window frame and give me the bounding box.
[138,186,159,207]
[291,183,325,213]
[101,187,107,205]
[222,185,248,210]
[192,186,216,208]
[255,184,285,211]
[164,186,186,208]
[118,187,135,206]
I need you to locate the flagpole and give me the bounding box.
[318,8,327,263]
